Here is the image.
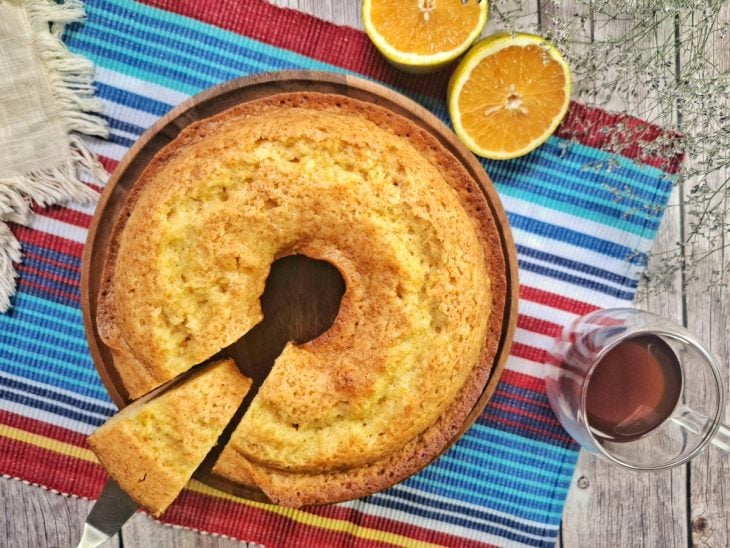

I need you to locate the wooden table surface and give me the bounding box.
[2,1,727,547]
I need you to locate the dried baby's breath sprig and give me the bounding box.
[492,0,729,292]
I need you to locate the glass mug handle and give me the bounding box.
[672,405,730,452]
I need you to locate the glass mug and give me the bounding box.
[545,308,729,470]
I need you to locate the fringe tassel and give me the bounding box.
[0,0,108,312]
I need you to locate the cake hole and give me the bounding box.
[219,255,346,387]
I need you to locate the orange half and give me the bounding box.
[363,0,488,72]
[448,33,572,159]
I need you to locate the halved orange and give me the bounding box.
[448,33,572,159]
[362,0,488,73]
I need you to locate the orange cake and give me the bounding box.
[88,359,251,516]
[97,93,506,506]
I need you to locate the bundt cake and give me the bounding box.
[97,92,506,506]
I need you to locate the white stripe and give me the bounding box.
[28,215,88,245]
[95,66,188,107]
[85,135,127,162]
[64,199,99,217]
[513,226,644,283]
[506,355,549,378]
[501,193,655,251]
[110,126,140,143]
[100,97,159,131]
[518,299,580,328]
[0,399,95,436]
[513,328,555,353]
[339,498,536,546]
[518,269,634,309]
[1,371,115,411]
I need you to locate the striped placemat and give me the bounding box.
[0,1,680,546]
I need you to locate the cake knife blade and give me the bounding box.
[76,478,139,548]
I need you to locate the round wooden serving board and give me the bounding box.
[80,71,519,503]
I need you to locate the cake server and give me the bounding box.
[76,478,138,548]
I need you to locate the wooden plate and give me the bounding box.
[80,71,519,503]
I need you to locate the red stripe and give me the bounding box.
[480,412,571,445]
[555,102,684,174]
[165,488,493,548]
[510,342,546,364]
[138,0,454,100]
[138,0,682,172]
[0,410,92,450]
[12,225,84,258]
[0,436,105,499]
[99,155,119,173]
[0,411,492,546]
[25,249,80,274]
[34,205,93,230]
[519,285,599,316]
[494,387,551,410]
[499,370,551,395]
[16,275,80,303]
[19,264,79,289]
[516,314,562,338]
[488,401,560,429]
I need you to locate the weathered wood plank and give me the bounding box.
[685,183,730,547]
[683,6,730,544]
[0,476,120,548]
[679,4,730,546]
[541,1,689,546]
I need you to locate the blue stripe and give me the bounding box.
[516,139,672,203]
[388,485,558,538]
[21,255,81,292]
[103,113,147,138]
[405,473,564,523]
[489,393,562,426]
[447,444,571,484]
[16,270,79,308]
[0,389,106,428]
[539,138,674,195]
[67,34,217,92]
[487,160,662,230]
[96,82,175,116]
[0,311,88,352]
[366,492,547,546]
[11,291,84,325]
[438,454,569,497]
[507,212,644,263]
[23,242,81,272]
[518,259,636,300]
[469,424,577,459]
[0,375,114,417]
[454,434,573,475]
[0,355,108,401]
[517,244,638,287]
[0,342,99,384]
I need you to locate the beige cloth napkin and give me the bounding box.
[0,0,107,311]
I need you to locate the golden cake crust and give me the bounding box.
[98,92,506,506]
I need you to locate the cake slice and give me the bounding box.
[88,358,251,516]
